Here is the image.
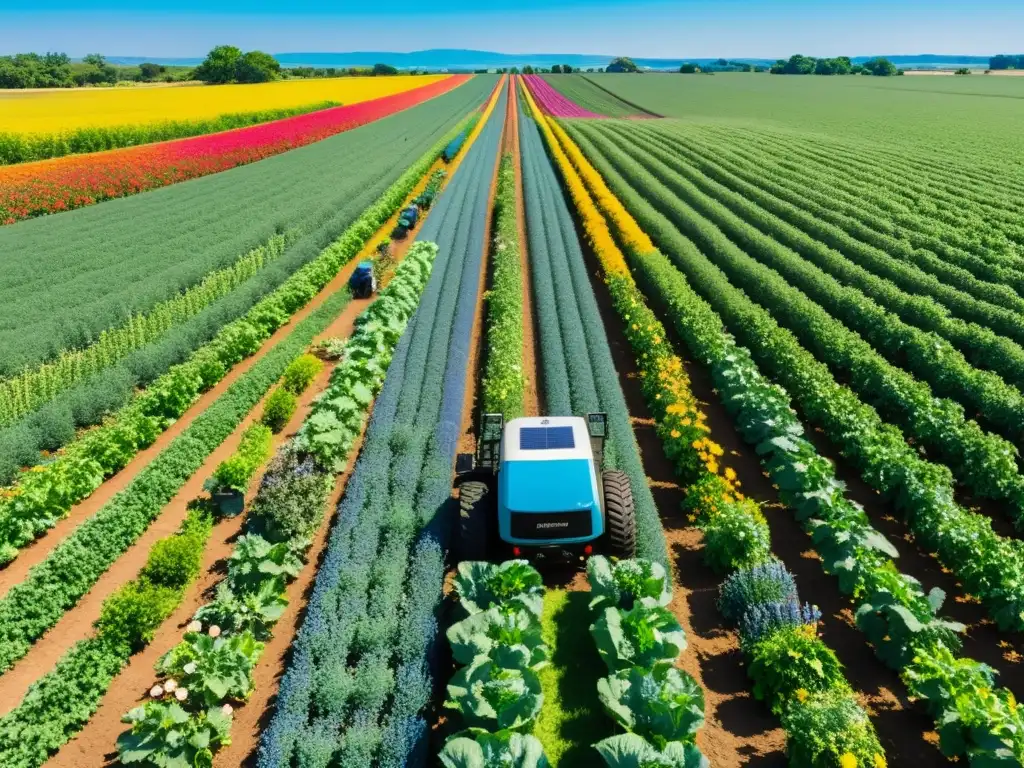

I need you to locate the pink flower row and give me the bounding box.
[522,75,601,118]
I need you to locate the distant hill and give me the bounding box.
[104,49,997,72]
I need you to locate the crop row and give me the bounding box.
[566,120,1024,633]
[643,123,1024,363]
[0,100,341,165]
[582,121,1024,461]
[689,124,1024,274]
[255,77,507,768]
[572,120,1024,527]
[0,353,320,767]
[518,90,667,566]
[542,105,1024,764]
[0,76,472,224]
[522,74,600,118]
[0,76,492,380]
[0,115,473,564]
[481,153,526,419]
[523,89,889,765]
[0,232,288,430]
[111,240,440,768]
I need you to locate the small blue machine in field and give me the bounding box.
[348,261,376,299]
[455,414,636,563]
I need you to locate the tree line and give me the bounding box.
[990,54,1024,70]
[769,55,901,76]
[0,47,412,89]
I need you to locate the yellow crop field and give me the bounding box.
[0,74,449,134]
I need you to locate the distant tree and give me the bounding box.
[716,58,729,66]
[862,57,898,76]
[138,62,165,81]
[954,68,971,75]
[606,56,639,73]
[735,62,753,72]
[193,45,243,83]
[586,67,594,73]
[562,64,574,73]
[770,54,816,75]
[74,53,118,85]
[753,65,768,73]
[550,64,562,73]
[372,62,399,76]
[989,54,1021,70]
[82,53,106,68]
[523,65,535,74]
[236,50,280,83]
[510,66,520,74]
[679,63,699,74]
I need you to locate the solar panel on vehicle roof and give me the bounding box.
[519,426,575,450]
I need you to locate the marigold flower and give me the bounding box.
[840,754,857,768]
[873,755,887,768]
[670,429,681,439]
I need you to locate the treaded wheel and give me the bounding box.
[458,480,493,562]
[603,469,637,559]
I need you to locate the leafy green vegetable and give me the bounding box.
[447,605,549,669]
[157,629,263,708]
[439,730,549,768]
[590,604,686,672]
[594,733,708,768]
[746,625,848,715]
[781,688,887,768]
[455,560,544,617]
[597,663,705,749]
[445,656,544,732]
[117,701,232,768]
[226,533,304,594]
[855,585,964,670]
[588,556,671,613]
[192,580,287,641]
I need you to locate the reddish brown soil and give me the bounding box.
[0,251,378,598]
[509,77,542,417]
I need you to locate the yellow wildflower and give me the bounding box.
[873,755,887,768]
[670,429,681,439]
[795,688,809,703]
[724,467,737,481]
[839,754,857,768]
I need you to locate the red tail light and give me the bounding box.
[584,545,593,555]
[512,547,522,557]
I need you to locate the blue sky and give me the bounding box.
[2,0,1021,58]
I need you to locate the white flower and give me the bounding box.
[175,688,189,701]
[221,704,233,715]
[163,679,178,692]
[187,621,202,633]
[208,625,221,638]
[183,662,197,675]
[149,685,164,698]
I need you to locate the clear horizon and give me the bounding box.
[2,0,1021,59]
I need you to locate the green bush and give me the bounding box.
[96,581,180,653]
[210,423,273,493]
[747,624,849,715]
[699,498,772,574]
[261,386,297,433]
[782,688,886,767]
[281,354,323,395]
[140,505,213,589]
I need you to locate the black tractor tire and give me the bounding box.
[458,480,494,563]
[603,469,637,559]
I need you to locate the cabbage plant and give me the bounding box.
[158,628,263,708]
[445,656,543,732]
[597,663,705,748]
[594,733,708,768]
[455,560,544,617]
[591,604,686,672]
[588,556,671,613]
[439,730,549,768]
[117,700,232,768]
[447,605,549,669]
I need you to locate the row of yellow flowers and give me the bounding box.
[518,77,885,768]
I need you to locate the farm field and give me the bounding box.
[3,59,1024,768]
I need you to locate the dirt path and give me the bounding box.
[509,76,542,417]
[0,251,377,599]
[41,146,461,768]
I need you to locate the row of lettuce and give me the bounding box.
[254,77,508,768]
[523,78,1024,763]
[0,111,477,566]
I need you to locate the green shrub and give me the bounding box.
[96,581,180,652]
[210,423,273,493]
[281,354,323,394]
[782,688,886,767]
[140,505,213,589]
[747,624,849,714]
[261,386,297,433]
[699,498,772,574]
[248,447,331,542]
